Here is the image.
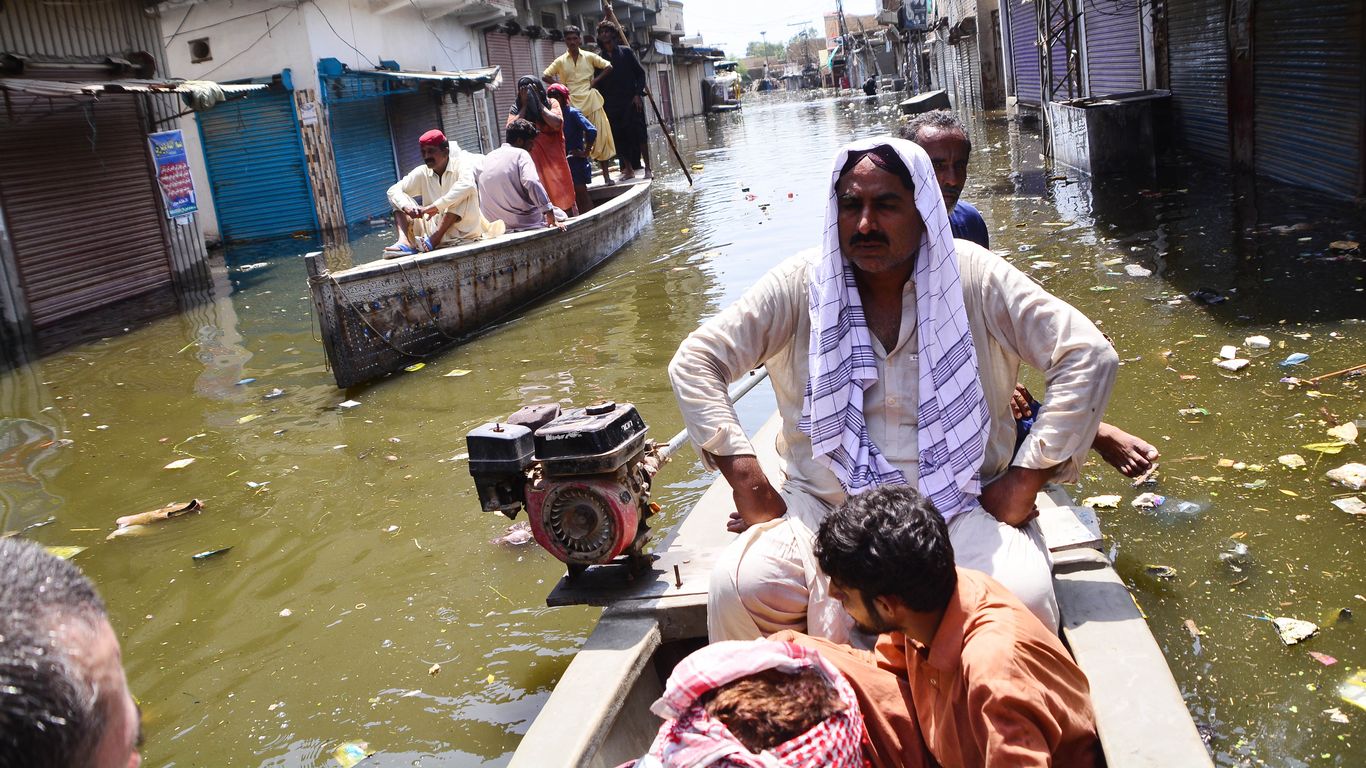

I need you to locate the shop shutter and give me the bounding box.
[485,32,538,124]
[1253,0,1363,198]
[1166,0,1228,163]
[197,90,316,241]
[330,97,397,225]
[1006,0,1040,105]
[1082,0,1144,96]
[441,91,489,155]
[388,89,442,177]
[0,95,171,327]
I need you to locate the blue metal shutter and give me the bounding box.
[197,90,317,241]
[1253,0,1363,198]
[330,97,397,225]
[1082,0,1144,96]
[1166,0,1228,163]
[441,91,488,155]
[1007,0,1041,105]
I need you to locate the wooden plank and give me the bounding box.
[1056,564,1214,767]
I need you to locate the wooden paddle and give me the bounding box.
[600,2,693,186]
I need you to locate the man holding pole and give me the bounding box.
[595,19,651,180]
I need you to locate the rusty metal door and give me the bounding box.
[0,95,171,327]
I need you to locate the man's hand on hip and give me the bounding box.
[712,453,786,533]
[979,466,1055,528]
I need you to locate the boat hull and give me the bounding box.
[306,181,653,388]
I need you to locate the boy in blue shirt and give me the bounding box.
[548,83,598,215]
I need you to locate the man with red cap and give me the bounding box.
[385,129,504,256]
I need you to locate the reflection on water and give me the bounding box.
[0,91,1361,766]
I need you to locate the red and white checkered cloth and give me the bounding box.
[639,639,867,768]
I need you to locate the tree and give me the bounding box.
[744,40,784,59]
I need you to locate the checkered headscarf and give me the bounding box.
[639,640,866,768]
[799,136,988,521]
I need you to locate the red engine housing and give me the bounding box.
[525,474,645,566]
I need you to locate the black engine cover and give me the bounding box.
[534,402,647,476]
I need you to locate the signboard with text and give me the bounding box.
[148,130,198,219]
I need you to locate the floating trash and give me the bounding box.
[1218,539,1251,566]
[1216,359,1250,371]
[1178,407,1210,418]
[1327,422,1358,444]
[1272,616,1319,646]
[1326,462,1366,490]
[1279,353,1310,367]
[333,741,375,768]
[163,458,195,470]
[338,400,362,409]
[1081,495,1122,509]
[1124,264,1152,277]
[1340,668,1366,713]
[1330,497,1365,516]
[1278,453,1307,469]
[1244,335,1271,349]
[1219,345,1238,360]
[191,547,232,561]
[1132,492,1165,509]
[44,545,86,560]
[1145,564,1177,580]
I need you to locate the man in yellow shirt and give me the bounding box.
[384,129,503,257]
[542,25,617,184]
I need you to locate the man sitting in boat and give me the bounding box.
[777,485,1101,768]
[631,638,865,768]
[901,109,1160,479]
[385,129,504,257]
[668,137,1117,643]
[479,119,565,232]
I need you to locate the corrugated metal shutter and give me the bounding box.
[441,91,488,155]
[485,32,537,122]
[1253,0,1363,197]
[388,90,442,177]
[1007,0,1041,105]
[1167,0,1228,162]
[330,97,396,225]
[0,95,171,326]
[197,90,316,241]
[1082,0,1144,95]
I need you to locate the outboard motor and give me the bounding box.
[466,402,663,579]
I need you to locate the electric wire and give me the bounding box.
[196,4,303,80]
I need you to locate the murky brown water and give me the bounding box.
[2,91,1362,766]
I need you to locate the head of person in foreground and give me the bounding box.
[815,484,957,635]
[506,118,540,151]
[636,638,865,767]
[0,538,141,768]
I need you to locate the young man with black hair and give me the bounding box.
[779,485,1101,768]
[479,119,563,232]
[1,538,142,768]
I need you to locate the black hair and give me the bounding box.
[596,19,623,44]
[563,24,582,37]
[510,75,550,124]
[899,109,972,154]
[506,117,540,145]
[814,485,957,614]
[0,538,110,768]
[838,143,916,194]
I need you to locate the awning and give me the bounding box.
[356,66,502,92]
[0,77,266,99]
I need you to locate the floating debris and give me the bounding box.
[191,547,232,561]
[1308,651,1338,666]
[236,378,256,385]
[404,362,426,372]
[1244,335,1271,349]
[1328,240,1359,252]
[444,369,472,377]
[264,388,286,399]
[1278,453,1307,469]
[333,741,374,768]
[1327,422,1359,444]
[1326,463,1366,491]
[1145,564,1177,580]
[1279,353,1310,367]
[1330,497,1365,516]
[492,520,534,547]
[1188,288,1226,305]
[1081,495,1122,509]
[1218,539,1251,566]
[338,400,362,409]
[44,545,86,560]
[1178,407,1210,418]
[108,500,203,540]
[1340,669,1366,713]
[1124,264,1152,277]
[1219,345,1238,360]
[1303,441,1349,455]
[1216,359,1250,371]
[164,458,196,470]
[1132,493,1165,509]
[1272,616,1320,646]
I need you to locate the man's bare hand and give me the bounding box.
[713,454,785,533]
[403,206,423,219]
[1010,384,1035,421]
[979,466,1054,528]
[421,205,440,218]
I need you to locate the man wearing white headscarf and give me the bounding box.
[668,137,1117,643]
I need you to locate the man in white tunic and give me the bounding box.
[385,129,503,256]
[668,137,1117,644]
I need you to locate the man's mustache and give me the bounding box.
[849,231,889,246]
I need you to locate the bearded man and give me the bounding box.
[668,137,1117,643]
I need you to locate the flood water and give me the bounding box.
[3,91,1362,766]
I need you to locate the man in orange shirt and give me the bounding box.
[778,485,1100,768]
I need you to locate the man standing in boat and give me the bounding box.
[594,20,651,180]
[669,137,1117,643]
[385,129,504,257]
[901,109,1161,479]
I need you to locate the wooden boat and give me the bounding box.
[509,414,1214,768]
[306,179,652,388]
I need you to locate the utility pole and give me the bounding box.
[835,0,851,89]
[760,30,769,81]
